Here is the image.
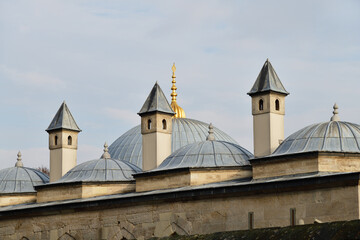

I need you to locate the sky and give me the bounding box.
[0,0,359,169]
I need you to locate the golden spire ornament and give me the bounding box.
[171,63,177,103]
[170,63,186,118]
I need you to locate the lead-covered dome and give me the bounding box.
[58,144,142,183]
[58,159,142,183]
[155,134,253,171]
[0,152,49,193]
[273,121,360,155]
[108,118,238,168]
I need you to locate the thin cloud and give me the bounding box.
[0,148,48,169]
[77,144,103,164]
[104,107,139,126]
[0,0,359,170]
[0,64,65,89]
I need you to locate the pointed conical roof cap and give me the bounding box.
[248,59,289,96]
[46,101,81,132]
[138,82,175,116]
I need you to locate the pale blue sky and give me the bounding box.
[0,0,359,168]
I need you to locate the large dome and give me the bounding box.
[155,140,253,171]
[0,153,49,193]
[58,157,142,183]
[273,121,360,156]
[108,118,238,168]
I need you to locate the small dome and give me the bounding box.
[108,118,238,168]
[273,121,360,155]
[155,141,253,171]
[58,158,142,183]
[0,163,49,193]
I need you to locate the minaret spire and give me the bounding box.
[139,82,175,171]
[170,63,186,118]
[248,59,288,157]
[47,101,81,182]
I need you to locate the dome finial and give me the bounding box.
[15,151,23,167]
[330,103,340,121]
[170,63,186,118]
[101,142,111,159]
[171,63,177,103]
[206,123,215,141]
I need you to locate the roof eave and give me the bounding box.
[137,109,176,117]
[45,127,82,133]
[247,89,289,97]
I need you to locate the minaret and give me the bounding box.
[170,63,186,118]
[138,82,175,171]
[248,59,289,157]
[46,101,81,182]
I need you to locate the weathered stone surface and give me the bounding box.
[0,194,36,207]
[0,185,358,239]
[148,219,360,240]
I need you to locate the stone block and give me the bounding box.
[159,212,172,221]
[49,229,58,240]
[154,220,174,238]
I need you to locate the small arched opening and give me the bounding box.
[68,136,72,145]
[55,136,58,145]
[259,99,264,111]
[147,119,152,130]
[162,119,167,130]
[275,99,280,111]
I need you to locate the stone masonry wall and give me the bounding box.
[0,185,358,240]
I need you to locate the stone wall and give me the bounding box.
[149,219,360,240]
[0,184,358,240]
[136,168,251,192]
[252,156,318,179]
[0,194,36,207]
[318,154,360,172]
[37,183,135,203]
[136,171,190,192]
[190,169,251,186]
[252,153,360,180]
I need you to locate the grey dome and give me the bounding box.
[273,121,360,156]
[108,118,238,168]
[58,158,142,183]
[0,167,49,194]
[155,141,253,171]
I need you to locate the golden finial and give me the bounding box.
[172,63,176,75]
[170,63,186,118]
[171,63,177,103]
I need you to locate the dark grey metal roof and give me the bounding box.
[154,141,253,171]
[248,59,289,96]
[0,167,49,194]
[138,82,175,116]
[46,101,81,132]
[56,158,142,183]
[273,121,360,156]
[108,118,239,168]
